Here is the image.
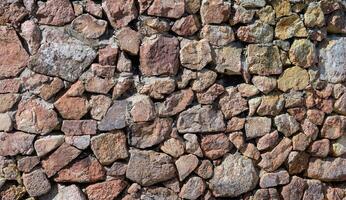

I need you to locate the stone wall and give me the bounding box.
[0,0,346,199]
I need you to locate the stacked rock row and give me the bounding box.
[1,0,346,199]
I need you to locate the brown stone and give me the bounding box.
[55,156,105,183]
[36,0,75,25]
[192,69,217,92]
[61,120,97,136]
[102,0,138,28]
[274,113,300,137]
[129,118,172,148]
[195,160,213,179]
[42,143,81,177]
[226,117,245,132]
[116,27,141,55]
[147,0,185,19]
[138,77,176,99]
[200,25,235,46]
[213,45,242,75]
[240,143,261,160]
[259,169,290,188]
[17,156,40,173]
[303,179,324,200]
[126,149,176,186]
[257,131,279,151]
[286,151,310,175]
[40,77,64,100]
[230,4,256,25]
[140,35,180,76]
[200,0,231,24]
[219,88,248,119]
[281,176,307,200]
[196,83,224,105]
[157,88,194,117]
[257,94,285,116]
[23,168,51,197]
[98,100,128,131]
[237,21,273,43]
[98,44,119,66]
[160,138,185,158]
[89,95,112,120]
[85,179,127,200]
[0,132,35,156]
[180,39,212,70]
[177,105,225,133]
[55,95,89,120]
[321,115,346,139]
[292,133,311,151]
[128,95,156,122]
[172,15,200,36]
[289,39,316,68]
[0,94,20,113]
[175,154,199,181]
[91,131,128,165]
[34,135,64,157]
[245,117,272,139]
[258,138,292,172]
[179,177,206,200]
[71,14,107,39]
[0,27,29,79]
[275,14,308,40]
[307,139,330,158]
[0,79,21,94]
[201,133,230,160]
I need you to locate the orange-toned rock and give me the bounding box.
[85,179,127,200]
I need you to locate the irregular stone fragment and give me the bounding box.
[292,133,311,151]
[157,88,194,117]
[304,2,325,27]
[177,105,225,133]
[195,160,213,179]
[209,153,259,197]
[307,139,330,158]
[219,88,248,119]
[128,94,156,122]
[55,95,89,120]
[61,120,97,136]
[98,44,119,66]
[245,117,271,139]
[200,0,231,24]
[321,115,345,139]
[196,84,224,105]
[241,143,261,160]
[186,0,201,14]
[0,78,21,94]
[138,16,171,36]
[98,100,127,131]
[252,76,277,94]
[42,143,81,177]
[201,133,230,159]
[91,131,128,165]
[281,176,307,200]
[237,83,259,97]
[0,113,12,132]
[147,0,185,19]
[107,162,127,177]
[278,66,309,92]
[89,95,112,120]
[34,135,64,157]
[259,169,290,188]
[213,45,242,75]
[0,132,35,156]
[257,94,285,116]
[39,78,64,100]
[179,177,206,200]
[258,138,292,172]
[20,20,41,54]
[200,25,235,46]
[71,14,107,39]
[274,113,300,137]
[0,2,29,26]
[178,68,197,89]
[129,118,172,149]
[52,184,86,200]
[102,0,138,28]
[247,44,282,76]
[55,156,105,183]
[140,35,180,76]
[257,131,279,151]
[230,4,255,25]
[29,26,97,82]
[172,15,200,36]
[331,135,346,157]
[138,77,176,99]
[85,179,127,200]
[141,187,179,200]
[257,6,276,25]
[289,39,316,68]
[160,138,185,158]
[275,14,308,40]
[306,109,325,125]
[334,93,346,115]
[319,37,346,83]
[270,0,291,17]
[175,154,199,181]
[286,151,309,175]
[65,135,90,150]
[85,0,103,17]
[116,27,141,55]
[23,169,51,197]
[184,133,203,157]
[180,39,212,70]
[192,69,217,92]
[126,149,176,186]
[17,156,40,172]
[36,0,75,26]
[237,0,266,8]
[0,94,19,113]
[326,10,346,34]
[0,27,29,79]
[237,21,273,43]
[303,179,324,200]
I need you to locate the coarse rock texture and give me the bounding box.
[1,0,346,199]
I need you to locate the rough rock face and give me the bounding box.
[209,153,259,197]
[28,26,97,82]
[3,0,346,199]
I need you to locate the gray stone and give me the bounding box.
[98,100,127,131]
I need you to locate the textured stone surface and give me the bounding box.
[247,44,282,75]
[180,39,212,70]
[126,149,176,186]
[23,169,51,197]
[36,0,75,26]
[209,153,258,197]
[102,0,137,28]
[0,132,35,156]
[28,26,96,82]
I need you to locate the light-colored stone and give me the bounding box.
[278,66,310,92]
[180,39,212,70]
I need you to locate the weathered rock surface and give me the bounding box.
[0,132,35,156]
[209,153,259,197]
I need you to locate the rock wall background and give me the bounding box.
[0,0,346,199]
